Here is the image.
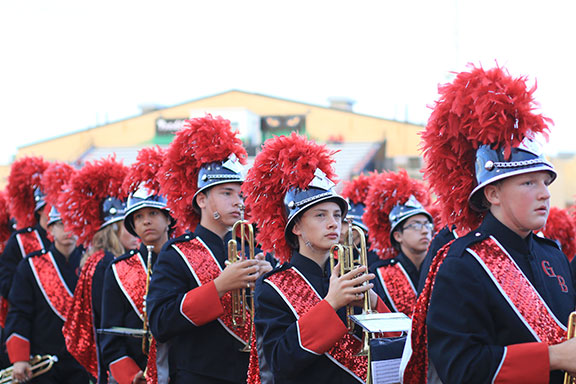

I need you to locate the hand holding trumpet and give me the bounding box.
[324,263,375,312]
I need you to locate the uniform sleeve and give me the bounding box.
[146,245,224,343]
[427,254,549,384]
[0,235,23,299]
[100,264,141,380]
[5,260,35,363]
[254,278,347,378]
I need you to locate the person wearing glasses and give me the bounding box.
[363,170,433,317]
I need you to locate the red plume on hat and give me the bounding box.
[242,133,339,263]
[7,156,50,229]
[0,191,11,249]
[421,64,552,232]
[364,169,430,259]
[341,172,376,205]
[160,114,247,230]
[41,162,76,211]
[542,207,576,262]
[123,146,165,196]
[59,157,128,246]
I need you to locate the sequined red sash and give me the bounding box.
[113,253,159,384]
[265,267,367,382]
[468,236,567,343]
[376,263,416,317]
[62,250,106,379]
[28,251,74,321]
[113,254,147,320]
[16,230,45,258]
[173,238,251,344]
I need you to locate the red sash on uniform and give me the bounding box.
[403,236,567,383]
[0,230,46,327]
[376,263,417,317]
[265,267,367,382]
[173,238,252,344]
[16,230,45,259]
[62,250,106,379]
[28,251,73,321]
[112,253,158,384]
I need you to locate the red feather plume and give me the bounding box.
[0,191,12,249]
[341,172,377,205]
[542,207,576,262]
[160,114,247,230]
[41,162,76,210]
[7,156,50,229]
[421,64,552,233]
[364,169,430,259]
[123,146,166,196]
[59,157,128,246]
[242,133,339,263]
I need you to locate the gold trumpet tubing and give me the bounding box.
[0,355,58,383]
[564,311,576,384]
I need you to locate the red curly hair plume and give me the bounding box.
[242,133,338,263]
[542,207,576,262]
[0,191,12,249]
[59,157,128,246]
[421,64,552,232]
[123,146,165,196]
[160,114,247,230]
[341,172,377,205]
[7,156,50,229]
[41,162,76,211]
[364,169,430,259]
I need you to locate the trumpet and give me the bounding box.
[0,354,58,383]
[142,244,154,355]
[564,311,576,384]
[330,221,373,383]
[227,219,255,352]
[329,222,372,331]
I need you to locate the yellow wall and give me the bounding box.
[16,90,423,162]
[549,154,576,208]
[0,165,10,190]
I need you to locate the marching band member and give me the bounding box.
[0,157,51,329]
[5,161,90,383]
[340,173,380,268]
[61,157,129,383]
[101,146,174,384]
[363,169,433,316]
[0,190,14,368]
[402,65,576,383]
[147,115,272,384]
[242,133,391,384]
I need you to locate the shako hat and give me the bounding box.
[421,64,553,232]
[59,156,128,246]
[123,146,176,237]
[341,173,378,233]
[160,114,247,230]
[364,169,431,259]
[242,133,347,263]
[41,161,76,226]
[7,156,49,229]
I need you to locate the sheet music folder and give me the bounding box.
[349,312,411,333]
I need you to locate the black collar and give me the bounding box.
[481,212,533,255]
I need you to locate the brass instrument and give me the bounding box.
[330,221,373,383]
[227,219,255,352]
[564,311,576,384]
[0,354,58,383]
[142,244,154,355]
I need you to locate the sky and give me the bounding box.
[1,0,575,165]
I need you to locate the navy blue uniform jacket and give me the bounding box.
[147,225,251,383]
[427,213,575,383]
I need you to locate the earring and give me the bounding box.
[305,240,312,248]
[213,211,221,220]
